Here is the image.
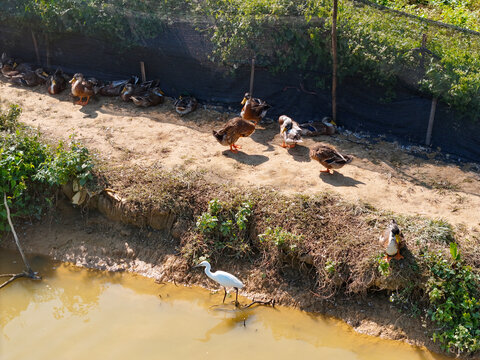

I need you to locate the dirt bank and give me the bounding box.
[0,198,447,356]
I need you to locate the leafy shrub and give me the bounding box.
[195,199,253,258]
[424,243,480,355]
[0,132,51,228]
[0,107,95,230]
[35,137,94,187]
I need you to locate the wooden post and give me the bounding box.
[331,0,338,123]
[249,57,255,97]
[45,33,51,68]
[140,61,146,82]
[31,30,41,66]
[425,97,437,146]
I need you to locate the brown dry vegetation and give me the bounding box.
[88,164,477,299]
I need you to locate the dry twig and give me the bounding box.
[0,193,41,290]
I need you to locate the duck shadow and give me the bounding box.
[77,97,100,119]
[222,150,269,166]
[249,123,276,152]
[319,171,365,187]
[286,144,311,162]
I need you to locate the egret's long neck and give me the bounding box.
[203,263,212,278]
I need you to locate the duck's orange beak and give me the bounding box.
[241,97,247,105]
[69,78,75,84]
[395,234,400,243]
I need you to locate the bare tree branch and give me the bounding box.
[0,193,41,290]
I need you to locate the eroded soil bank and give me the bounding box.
[0,197,453,358]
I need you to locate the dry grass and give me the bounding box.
[91,163,479,301]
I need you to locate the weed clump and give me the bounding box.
[0,105,94,230]
[191,198,253,260]
[424,243,480,355]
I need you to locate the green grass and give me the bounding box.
[370,0,480,32]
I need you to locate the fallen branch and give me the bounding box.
[0,273,28,289]
[242,298,276,309]
[0,193,41,290]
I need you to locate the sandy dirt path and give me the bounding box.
[1,79,479,230]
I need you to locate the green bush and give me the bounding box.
[424,243,480,355]
[195,198,253,258]
[0,106,94,230]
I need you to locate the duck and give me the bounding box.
[130,87,165,107]
[174,95,198,116]
[278,115,303,148]
[240,92,271,123]
[309,143,353,173]
[0,53,19,77]
[10,68,48,87]
[379,219,405,262]
[70,73,96,105]
[120,77,149,101]
[120,83,137,101]
[46,68,68,95]
[300,117,337,136]
[97,79,129,96]
[212,117,256,153]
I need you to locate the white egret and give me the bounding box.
[194,261,244,305]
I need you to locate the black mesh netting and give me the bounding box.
[1,3,479,161]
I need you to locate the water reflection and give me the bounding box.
[0,249,448,360]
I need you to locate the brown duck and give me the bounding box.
[240,92,271,123]
[299,117,337,136]
[10,68,48,86]
[212,117,256,153]
[130,87,164,107]
[174,95,198,116]
[70,73,96,105]
[379,219,405,262]
[47,68,68,95]
[0,53,19,77]
[309,143,353,173]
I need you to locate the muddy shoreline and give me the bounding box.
[0,196,454,358]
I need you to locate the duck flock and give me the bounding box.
[0,52,409,268]
[0,51,352,174]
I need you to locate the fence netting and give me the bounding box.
[1,0,479,160]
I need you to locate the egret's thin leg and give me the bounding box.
[235,287,239,306]
[222,287,227,303]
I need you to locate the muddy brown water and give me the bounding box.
[1,250,448,360]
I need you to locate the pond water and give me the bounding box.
[1,250,447,360]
